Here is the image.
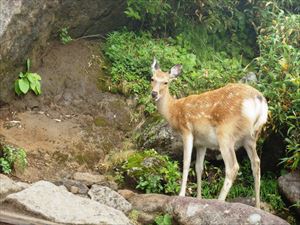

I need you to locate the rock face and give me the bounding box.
[136,117,183,160]
[88,185,132,214]
[278,171,300,216]
[0,0,128,103]
[4,180,132,225]
[122,192,290,225]
[0,174,29,199]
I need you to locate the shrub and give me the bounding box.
[0,144,27,174]
[104,31,245,114]
[59,27,73,45]
[253,4,300,170]
[121,149,181,194]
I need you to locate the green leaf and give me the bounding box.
[18,78,30,94]
[30,80,36,91]
[27,72,41,82]
[14,80,22,95]
[34,81,41,95]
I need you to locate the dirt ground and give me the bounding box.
[0,40,136,182]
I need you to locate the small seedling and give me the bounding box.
[15,59,41,96]
[59,27,73,44]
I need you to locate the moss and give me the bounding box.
[94,116,109,127]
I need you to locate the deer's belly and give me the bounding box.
[193,126,219,149]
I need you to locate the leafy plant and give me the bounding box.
[14,59,41,96]
[154,214,172,225]
[121,149,181,194]
[252,2,300,170]
[59,27,73,45]
[0,144,27,174]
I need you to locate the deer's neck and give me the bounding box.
[156,87,175,121]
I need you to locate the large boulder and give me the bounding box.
[0,174,30,199]
[4,180,132,225]
[0,0,128,103]
[136,116,183,160]
[278,171,300,216]
[121,192,290,225]
[88,185,132,214]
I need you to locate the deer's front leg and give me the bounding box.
[179,133,193,197]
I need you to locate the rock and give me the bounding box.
[73,172,106,186]
[278,171,300,216]
[4,180,132,225]
[59,178,89,194]
[230,197,274,213]
[167,197,290,225]
[118,189,136,200]
[0,0,128,103]
[16,181,31,190]
[0,174,27,199]
[136,117,183,160]
[70,186,80,194]
[88,185,132,214]
[239,72,258,83]
[125,193,290,225]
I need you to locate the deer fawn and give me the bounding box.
[150,58,268,208]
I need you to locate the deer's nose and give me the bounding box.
[151,91,158,98]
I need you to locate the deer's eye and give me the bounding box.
[164,82,168,85]
[151,78,154,82]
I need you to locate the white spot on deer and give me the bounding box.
[242,97,268,131]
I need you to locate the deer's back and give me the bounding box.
[168,83,267,148]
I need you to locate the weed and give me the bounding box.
[0,144,27,174]
[120,149,181,194]
[154,214,172,225]
[14,59,41,96]
[59,27,73,45]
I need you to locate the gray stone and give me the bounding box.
[239,72,258,84]
[278,171,300,216]
[60,179,89,194]
[73,172,106,186]
[5,180,132,225]
[88,185,132,214]
[0,174,27,199]
[125,193,290,225]
[136,117,183,160]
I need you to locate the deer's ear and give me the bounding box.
[170,64,182,78]
[151,58,160,72]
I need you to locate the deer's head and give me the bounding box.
[150,58,182,101]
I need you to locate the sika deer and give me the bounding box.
[150,58,268,208]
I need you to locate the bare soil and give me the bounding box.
[0,40,136,182]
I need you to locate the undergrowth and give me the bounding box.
[0,143,27,174]
[115,149,286,213]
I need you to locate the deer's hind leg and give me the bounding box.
[218,138,239,201]
[196,147,206,198]
[244,135,261,208]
